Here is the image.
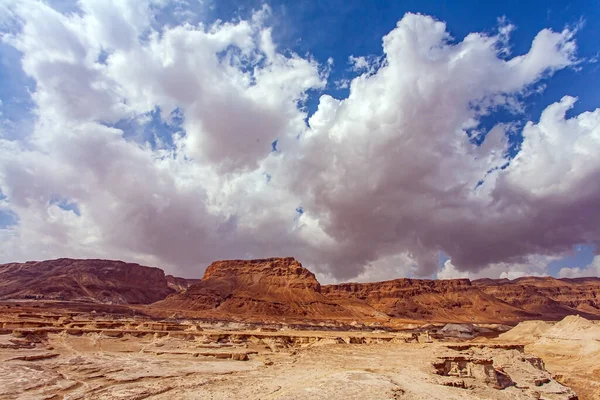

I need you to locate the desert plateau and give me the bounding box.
[0,258,599,399]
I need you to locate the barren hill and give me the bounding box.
[473,276,600,319]
[322,279,538,323]
[165,275,201,292]
[0,258,175,304]
[498,315,600,399]
[2,257,600,324]
[155,257,359,320]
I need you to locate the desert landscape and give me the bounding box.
[3,0,600,398]
[1,257,599,400]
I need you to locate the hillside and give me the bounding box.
[473,276,600,319]
[155,257,360,320]
[322,279,538,323]
[498,315,600,399]
[0,258,175,304]
[2,257,600,324]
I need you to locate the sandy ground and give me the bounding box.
[0,325,578,399]
[2,306,597,399]
[497,316,600,400]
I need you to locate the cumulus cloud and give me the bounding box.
[0,3,598,281]
[278,14,590,278]
[438,256,556,280]
[558,256,600,278]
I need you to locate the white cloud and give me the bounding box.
[275,13,586,278]
[438,255,555,280]
[558,256,600,278]
[0,5,598,282]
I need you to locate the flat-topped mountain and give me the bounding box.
[155,257,355,319]
[0,258,175,304]
[2,257,599,323]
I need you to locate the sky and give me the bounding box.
[0,0,599,282]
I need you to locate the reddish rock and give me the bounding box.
[473,276,600,319]
[322,278,538,323]
[156,257,353,319]
[165,275,201,292]
[0,258,175,304]
[2,257,599,323]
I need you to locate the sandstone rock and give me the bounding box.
[231,353,249,361]
[0,258,178,304]
[165,275,201,292]
[499,315,600,399]
[322,278,538,323]
[156,258,355,320]
[473,276,600,319]
[438,323,476,339]
[3,257,600,325]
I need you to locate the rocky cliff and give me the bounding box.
[0,258,175,304]
[156,257,356,319]
[2,257,600,323]
[165,275,202,292]
[322,278,538,323]
[473,276,600,319]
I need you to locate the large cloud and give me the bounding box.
[0,2,598,280]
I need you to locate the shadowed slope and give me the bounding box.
[155,258,357,319]
[322,279,538,323]
[473,276,600,319]
[0,258,174,304]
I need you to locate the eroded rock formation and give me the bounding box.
[2,257,600,324]
[474,276,600,319]
[0,258,175,304]
[156,258,354,319]
[322,279,538,323]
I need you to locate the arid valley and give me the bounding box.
[1,258,599,400]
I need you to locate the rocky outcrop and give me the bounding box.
[3,257,600,323]
[165,275,201,292]
[499,315,600,399]
[156,258,355,319]
[0,259,175,304]
[322,279,537,323]
[473,276,600,319]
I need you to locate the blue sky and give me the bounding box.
[0,0,599,280]
[2,0,598,152]
[208,0,600,115]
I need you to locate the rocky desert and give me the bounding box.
[0,258,599,399]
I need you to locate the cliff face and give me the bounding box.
[2,257,599,323]
[473,276,600,319]
[0,258,175,304]
[160,258,600,323]
[322,278,538,323]
[165,275,202,292]
[156,258,354,319]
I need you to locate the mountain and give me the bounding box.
[473,276,600,319]
[155,257,359,320]
[322,278,538,323]
[0,258,175,304]
[2,257,599,323]
[155,258,600,323]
